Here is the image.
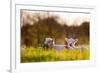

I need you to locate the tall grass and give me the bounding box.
[21,47,90,63]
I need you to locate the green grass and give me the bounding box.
[21,47,90,63]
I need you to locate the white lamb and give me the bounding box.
[44,37,78,50]
[65,38,78,49]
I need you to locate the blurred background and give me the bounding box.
[21,10,90,47]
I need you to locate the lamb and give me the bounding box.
[43,37,78,50]
[43,38,54,49]
[65,38,78,49]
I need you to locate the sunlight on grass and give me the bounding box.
[21,47,90,63]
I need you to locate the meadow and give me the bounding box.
[20,10,90,63]
[21,47,90,63]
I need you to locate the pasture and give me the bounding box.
[21,46,90,63]
[20,10,90,63]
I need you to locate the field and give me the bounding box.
[20,10,90,63]
[21,47,90,63]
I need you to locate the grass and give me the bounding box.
[21,47,90,63]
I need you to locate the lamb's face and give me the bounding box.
[45,38,54,45]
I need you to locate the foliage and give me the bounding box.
[21,12,90,47]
